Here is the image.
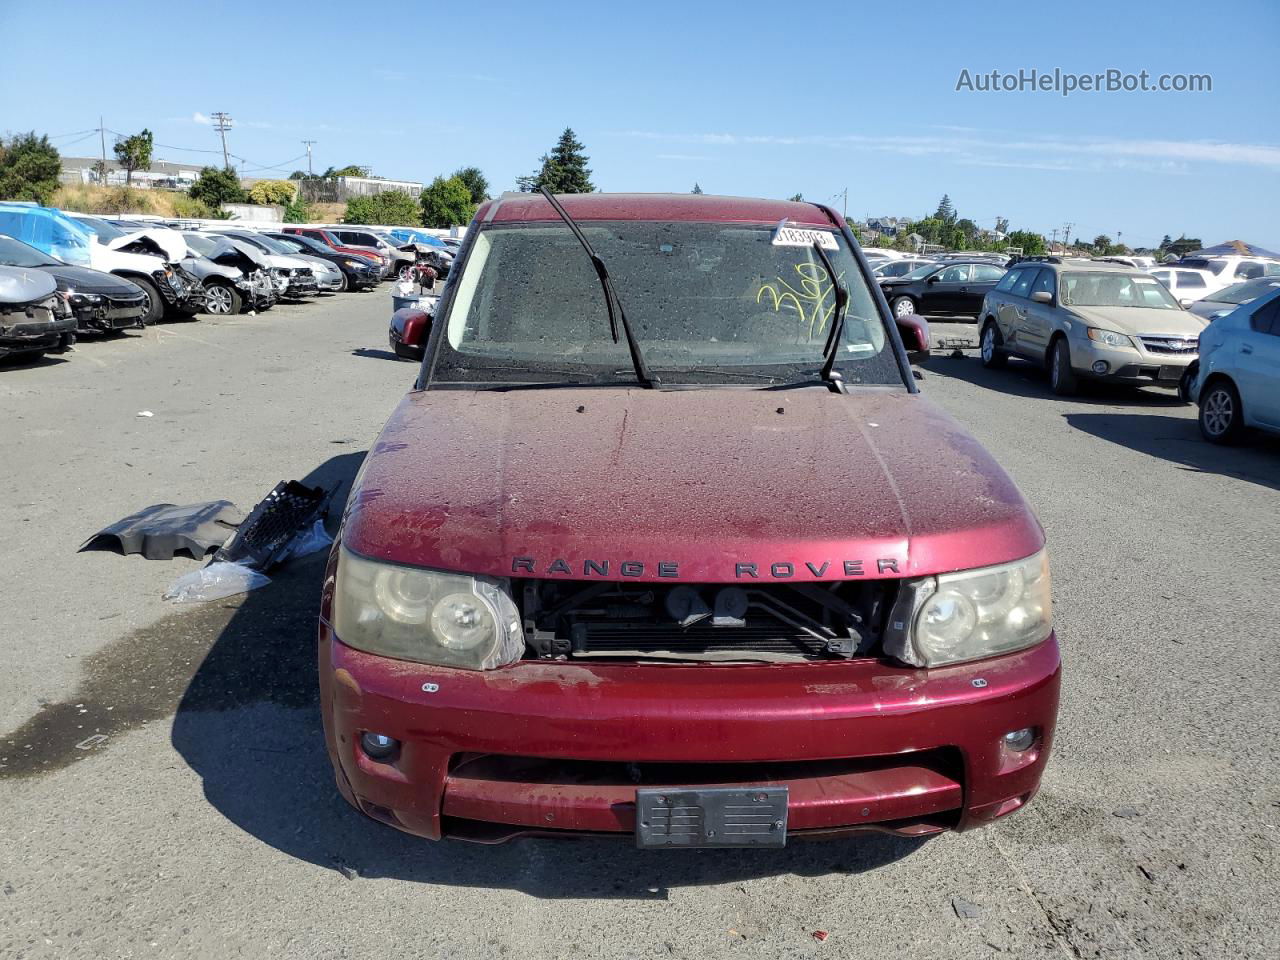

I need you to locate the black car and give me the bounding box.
[878,260,1007,320]
[0,234,146,333]
[265,232,381,291]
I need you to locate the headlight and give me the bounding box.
[332,545,525,671]
[1086,328,1135,349]
[342,259,362,268]
[884,549,1052,667]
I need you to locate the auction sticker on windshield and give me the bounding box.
[772,226,838,250]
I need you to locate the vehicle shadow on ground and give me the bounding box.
[350,347,405,362]
[924,353,1189,407]
[169,453,927,897]
[1065,412,1280,491]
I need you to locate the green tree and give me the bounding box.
[189,166,246,207]
[0,131,61,205]
[112,128,153,187]
[288,170,309,180]
[1005,230,1046,256]
[343,190,422,226]
[955,218,978,245]
[1092,234,1111,253]
[934,194,956,224]
[246,179,297,205]
[452,166,490,205]
[420,176,476,228]
[282,192,312,224]
[1159,234,1173,251]
[691,182,704,195]
[787,193,804,202]
[522,128,595,194]
[1168,235,1202,257]
[322,164,368,179]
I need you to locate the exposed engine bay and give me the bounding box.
[517,578,896,662]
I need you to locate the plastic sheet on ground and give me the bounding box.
[163,561,271,603]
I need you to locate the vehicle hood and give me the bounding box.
[0,266,58,304]
[36,264,143,296]
[106,229,188,262]
[343,388,1044,583]
[294,253,339,274]
[181,256,239,282]
[1066,305,1206,335]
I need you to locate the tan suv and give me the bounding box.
[978,258,1206,396]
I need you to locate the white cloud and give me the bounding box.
[192,112,211,125]
[613,129,1280,170]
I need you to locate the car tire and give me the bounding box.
[126,275,165,325]
[202,280,241,316]
[1198,379,1245,444]
[980,321,1007,369]
[1049,337,1078,396]
[337,272,350,292]
[892,296,917,318]
[392,341,423,362]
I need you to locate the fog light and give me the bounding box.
[1003,727,1036,752]
[360,732,399,760]
[1092,360,1109,375]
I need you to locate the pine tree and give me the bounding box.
[526,128,595,194]
[691,183,703,194]
[934,194,956,224]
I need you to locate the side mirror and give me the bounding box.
[926,275,939,284]
[1031,291,1053,304]
[1179,298,1194,308]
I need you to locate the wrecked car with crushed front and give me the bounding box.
[319,192,1060,848]
[0,265,77,362]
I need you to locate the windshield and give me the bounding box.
[0,235,60,267]
[430,220,902,386]
[73,216,126,243]
[902,264,937,281]
[1206,278,1280,305]
[237,233,295,256]
[182,233,218,257]
[1061,271,1179,309]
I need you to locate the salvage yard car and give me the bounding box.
[0,234,146,333]
[980,258,1206,396]
[1188,287,1280,444]
[319,192,1060,847]
[0,265,77,362]
[879,259,1007,320]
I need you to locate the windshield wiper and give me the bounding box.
[812,240,849,389]
[539,187,659,389]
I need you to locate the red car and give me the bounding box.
[282,227,384,270]
[320,193,1059,847]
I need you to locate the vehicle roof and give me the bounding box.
[475,192,837,227]
[1015,259,1139,273]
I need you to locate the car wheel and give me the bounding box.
[1198,379,1245,444]
[892,296,916,318]
[980,321,1007,369]
[1049,337,1078,396]
[203,281,241,316]
[128,276,164,325]
[398,264,416,283]
[337,272,349,292]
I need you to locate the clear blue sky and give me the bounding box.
[3,0,1277,249]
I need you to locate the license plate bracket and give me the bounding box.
[635,786,789,848]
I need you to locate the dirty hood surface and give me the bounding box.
[1069,305,1206,336]
[0,266,57,304]
[343,388,1044,583]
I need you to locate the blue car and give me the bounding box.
[1189,287,1280,444]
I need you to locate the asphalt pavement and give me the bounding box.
[1,301,1277,960]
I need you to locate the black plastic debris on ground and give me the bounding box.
[213,481,330,572]
[82,501,243,560]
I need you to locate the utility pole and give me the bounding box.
[99,116,108,185]
[1051,228,1058,250]
[1063,221,1074,250]
[211,112,233,169]
[302,139,316,176]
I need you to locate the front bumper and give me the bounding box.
[1071,335,1197,384]
[320,621,1061,844]
[0,315,77,356]
[71,295,146,332]
[316,272,345,292]
[283,276,320,299]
